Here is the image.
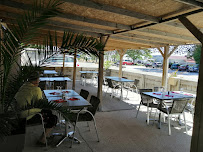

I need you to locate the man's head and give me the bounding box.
[28,71,40,86]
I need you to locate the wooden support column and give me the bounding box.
[97,35,109,111]
[72,49,77,90]
[179,16,203,152]
[117,49,127,78]
[161,46,169,89]
[62,53,65,75]
[159,46,178,90]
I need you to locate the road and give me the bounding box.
[78,62,199,82]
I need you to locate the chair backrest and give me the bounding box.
[154,87,164,92]
[54,80,67,89]
[39,81,46,90]
[170,98,189,114]
[85,73,94,79]
[88,95,100,115]
[107,79,114,88]
[80,89,89,100]
[139,89,153,104]
[134,79,139,86]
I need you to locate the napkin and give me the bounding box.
[68,97,79,101]
[62,91,69,93]
[53,99,67,103]
[171,92,179,94]
[153,93,161,95]
[165,95,174,97]
[49,92,60,95]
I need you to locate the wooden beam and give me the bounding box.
[63,0,159,22]
[119,33,185,45]
[137,28,198,42]
[174,0,203,7]
[111,35,166,46]
[157,47,164,57]
[44,26,101,38]
[161,46,169,89]
[191,45,203,152]
[0,0,131,31]
[167,45,179,58]
[47,21,113,34]
[97,35,109,111]
[117,49,127,77]
[179,16,203,43]
[72,49,77,90]
[58,13,131,30]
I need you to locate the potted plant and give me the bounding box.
[104,60,112,76]
[0,0,64,150]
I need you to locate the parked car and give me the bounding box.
[145,62,152,67]
[178,64,188,71]
[41,54,79,67]
[122,60,134,65]
[152,62,162,68]
[170,63,180,70]
[187,64,199,72]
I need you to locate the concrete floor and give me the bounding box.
[23,81,193,152]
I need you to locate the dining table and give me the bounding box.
[43,70,58,75]
[40,77,71,89]
[105,76,134,100]
[142,91,195,127]
[43,89,91,147]
[79,71,98,86]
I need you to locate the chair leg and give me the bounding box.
[38,114,48,148]
[183,112,188,134]
[168,114,171,136]
[87,122,90,131]
[86,112,100,142]
[136,102,141,118]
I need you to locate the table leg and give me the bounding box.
[147,101,149,125]
[55,121,81,147]
[120,82,123,100]
[158,112,161,129]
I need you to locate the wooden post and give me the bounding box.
[159,46,178,90]
[72,49,77,90]
[97,35,109,111]
[178,16,203,152]
[161,46,169,89]
[117,49,127,78]
[62,53,65,75]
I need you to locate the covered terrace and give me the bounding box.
[0,0,203,151]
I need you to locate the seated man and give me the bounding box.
[15,71,57,146]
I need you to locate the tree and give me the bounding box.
[193,45,202,64]
[126,49,152,62]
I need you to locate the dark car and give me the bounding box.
[170,63,180,70]
[145,62,152,67]
[178,64,188,71]
[152,62,162,68]
[187,64,199,72]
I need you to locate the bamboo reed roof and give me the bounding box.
[0,0,203,50]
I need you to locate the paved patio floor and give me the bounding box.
[23,81,193,152]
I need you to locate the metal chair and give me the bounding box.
[136,89,158,124]
[39,81,47,90]
[68,95,100,148]
[80,89,89,100]
[105,78,120,98]
[53,80,67,89]
[26,113,48,147]
[158,98,189,135]
[123,78,139,98]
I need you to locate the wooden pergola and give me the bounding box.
[0,0,203,151]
